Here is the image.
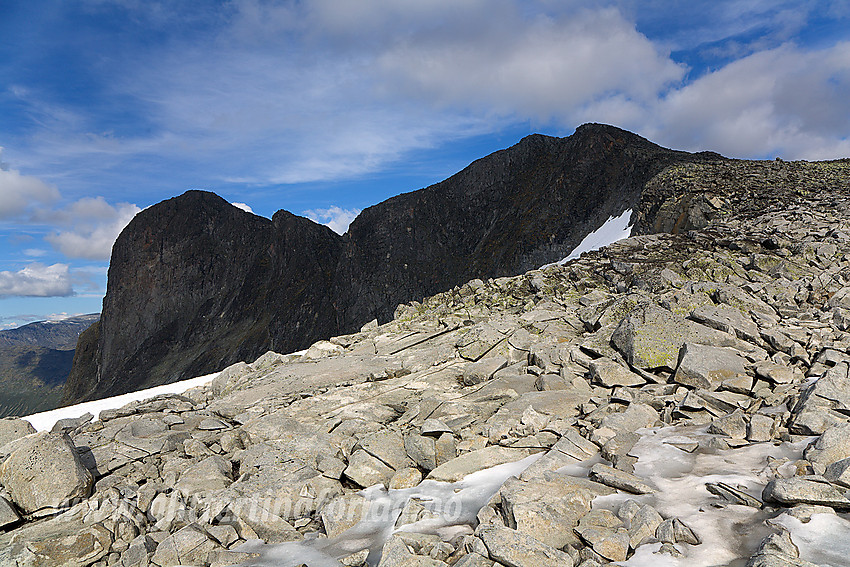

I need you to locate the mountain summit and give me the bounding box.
[65,124,712,402]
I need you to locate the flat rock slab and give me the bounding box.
[589,463,654,494]
[673,343,748,391]
[500,474,614,549]
[0,508,110,567]
[589,359,645,387]
[427,446,534,482]
[478,525,574,567]
[762,477,850,508]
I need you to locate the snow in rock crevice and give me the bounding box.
[543,209,633,268]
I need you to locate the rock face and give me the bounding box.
[66,124,703,402]
[2,149,850,566]
[65,194,343,401]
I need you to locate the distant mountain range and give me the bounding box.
[0,314,99,417]
[0,314,100,350]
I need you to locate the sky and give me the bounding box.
[0,0,849,329]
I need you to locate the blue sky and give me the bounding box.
[1,0,849,328]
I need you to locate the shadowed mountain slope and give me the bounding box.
[65,124,718,402]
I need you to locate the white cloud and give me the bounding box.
[23,249,47,257]
[376,7,684,119]
[231,202,253,213]
[45,198,141,261]
[5,0,850,195]
[0,263,73,297]
[618,42,850,159]
[304,206,361,235]
[0,149,60,219]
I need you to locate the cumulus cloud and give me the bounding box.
[45,198,141,260]
[376,7,684,119]
[6,0,850,197]
[0,149,60,219]
[0,263,73,297]
[590,41,850,159]
[304,206,361,235]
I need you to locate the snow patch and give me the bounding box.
[22,372,221,432]
[773,512,850,567]
[543,209,633,268]
[596,426,811,567]
[236,453,544,566]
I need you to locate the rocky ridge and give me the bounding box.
[1,157,850,566]
[65,124,710,403]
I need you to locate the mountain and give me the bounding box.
[0,314,99,417]
[5,151,850,566]
[0,314,100,350]
[65,124,720,403]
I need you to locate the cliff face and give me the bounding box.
[334,124,699,327]
[65,192,343,401]
[64,124,715,402]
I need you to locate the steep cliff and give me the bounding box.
[65,191,342,401]
[64,124,718,402]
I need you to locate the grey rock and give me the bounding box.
[588,359,645,387]
[708,409,748,439]
[389,467,423,490]
[50,412,93,433]
[763,477,850,508]
[804,422,850,472]
[656,518,701,545]
[321,494,368,537]
[748,414,777,442]
[0,431,93,514]
[598,402,659,434]
[421,418,453,437]
[174,455,233,496]
[612,305,740,370]
[361,429,412,471]
[627,504,663,548]
[428,447,534,482]
[706,482,762,507]
[689,303,761,343]
[0,495,21,529]
[463,356,508,385]
[344,449,396,487]
[500,474,614,549]
[674,343,748,391]
[589,463,654,494]
[574,525,630,562]
[824,458,850,488]
[0,417,36,449]
[478,525,574,567]
[453,553,495,567]
[405,433,437,471]
[151,524,222,566]
[753,362,799,385]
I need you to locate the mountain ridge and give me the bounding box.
[0,314,99,351]
[65,124,718,403]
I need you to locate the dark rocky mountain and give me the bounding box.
[0,314,98,417]
[64,124,722,403]
[0,313,99,351]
